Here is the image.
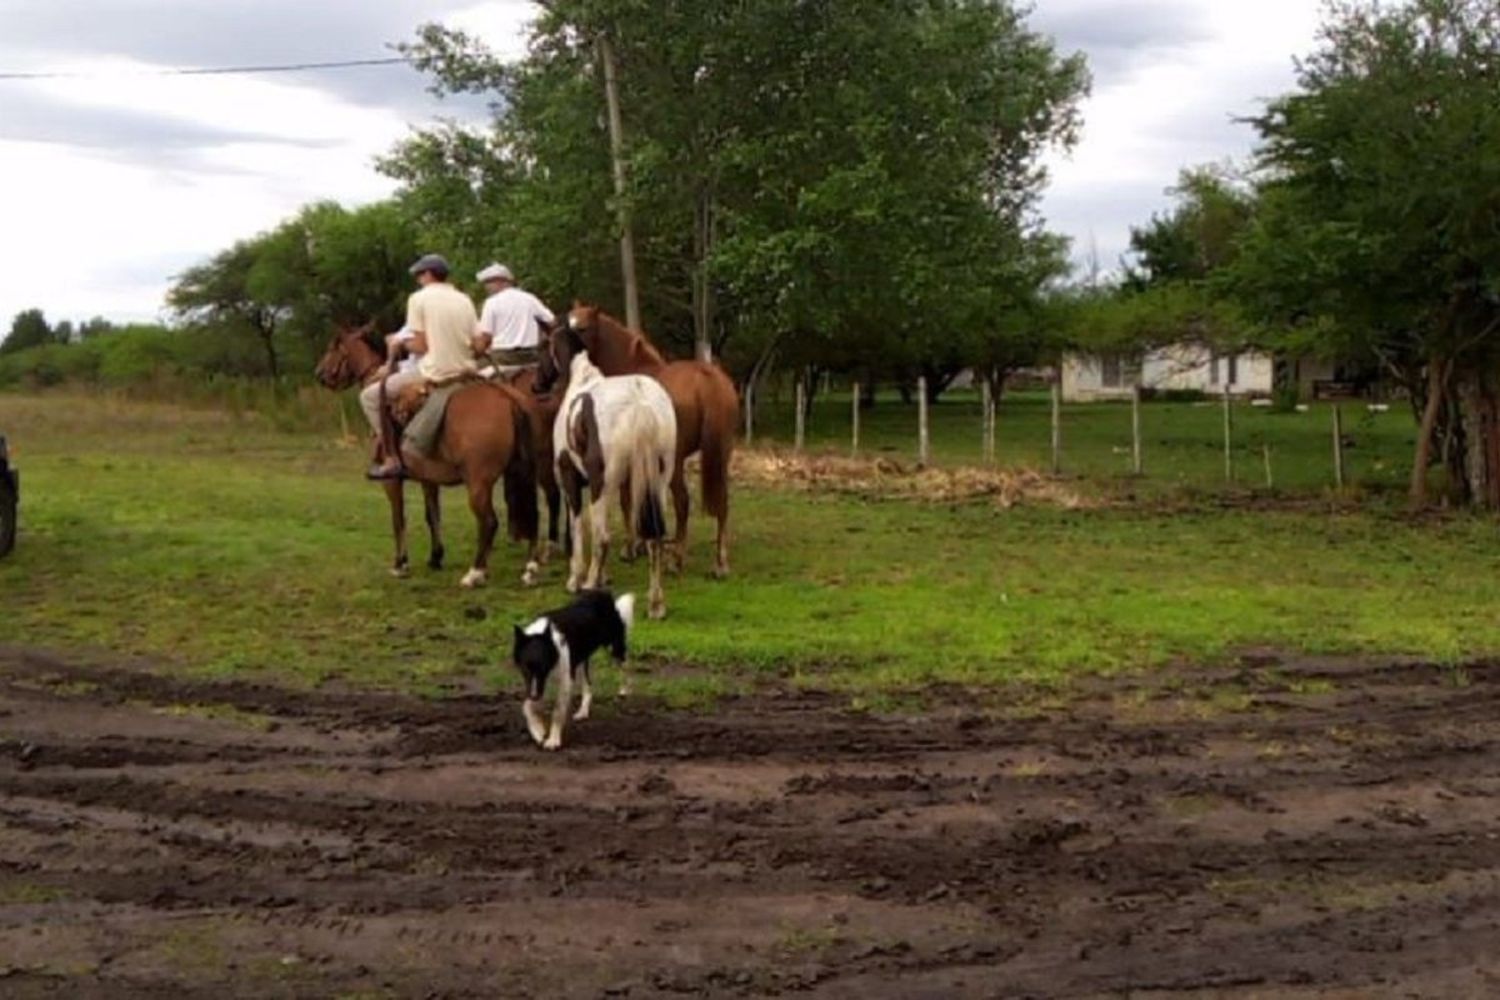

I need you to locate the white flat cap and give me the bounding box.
[476,263,514,283]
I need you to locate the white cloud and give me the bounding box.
[1038,0,1323,275]
[0,0,1326,328]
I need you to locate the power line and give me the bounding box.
[0,57,410,82]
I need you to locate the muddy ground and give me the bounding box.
[1,647,1498,998]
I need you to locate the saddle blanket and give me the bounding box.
[401,382,465,456]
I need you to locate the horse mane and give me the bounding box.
[593,310,668,371]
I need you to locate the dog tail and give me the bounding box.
[615,593,636,635]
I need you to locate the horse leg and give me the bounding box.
[559,462,587,593]
[585,489,611,589]
[617,481,639,562]
[543,476,561,565]
[423,482,444,570]
[670,462,691,574]
[647,539,667,620]
[460,476,499,589]
[385,481,410,578]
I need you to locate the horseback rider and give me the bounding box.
[476,263,554,375]
[366,254,485,480]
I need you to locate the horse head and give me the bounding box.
[566,301,664,373]
[535,316,587,395]
[314,321,380,390]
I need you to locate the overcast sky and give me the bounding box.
[0,0,1324,328]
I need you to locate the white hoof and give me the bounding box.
[521,561,540,588]
[460,568,488,589]
[565,576,581,594]
[390,565,411,579]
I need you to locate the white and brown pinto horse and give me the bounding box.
[536,323,677,620]
[564,305,737,578]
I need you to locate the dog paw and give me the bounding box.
[543,734,563,751]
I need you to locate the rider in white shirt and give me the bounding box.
[475,263,554,371]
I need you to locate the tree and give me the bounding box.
[168,202,422,378]
[1229,0,1500,507]
[169,240,285,377]
[2,309,57,355]
[388,0,1088,389]
[1126,165,1256,290]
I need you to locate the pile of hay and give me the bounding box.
[730,449,1094,509]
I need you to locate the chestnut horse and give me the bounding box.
[564,305,737,577]
[314,325,550,587]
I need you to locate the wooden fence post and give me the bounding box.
[851,381,861,458]
[980,380,996,466]
[1050,372,1062,475]
[917,376,931,468]
[1263,444,1274,489]
[1333,403,1345,489]
[1131,384,1143,476]
[794,378,806,454]
[1222,385,1234,483]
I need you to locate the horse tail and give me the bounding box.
[699,367,738,522]
[502,394,539,543]
[629,410,669,543]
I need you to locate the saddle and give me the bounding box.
[382,374,483,460]
[389,382,432,427]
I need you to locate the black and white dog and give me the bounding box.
[512,589,635,750]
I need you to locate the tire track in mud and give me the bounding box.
[2,647,1499,997]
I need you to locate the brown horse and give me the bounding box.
[563,305,737,577]
[314,325,549,587]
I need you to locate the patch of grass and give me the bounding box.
[2,392,1498,704]
[0,881,72,904]
[1163,794,1224,819]
[149,702,276,732]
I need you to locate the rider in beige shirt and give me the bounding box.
[366,254,482,479]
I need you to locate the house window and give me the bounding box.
[1210,353,1220,385]
[1101,353,1123,388]
[1227,353,1239,386]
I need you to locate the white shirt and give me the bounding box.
[392,328,422,374]
[479,287,554,350]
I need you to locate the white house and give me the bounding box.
[1061,344,1275,402]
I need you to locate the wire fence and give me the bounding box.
[743,378,1413,496]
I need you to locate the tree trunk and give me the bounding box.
[256,316,280,380]
[1409,359,1450,509]
[1451,365,1500,510]
[690,187,714,363]
[596,32,641,331]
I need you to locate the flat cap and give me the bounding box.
[476,263,515,283]
[408,253,451,276]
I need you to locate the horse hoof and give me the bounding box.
[565,577,581,594]
[521,562,540,588]
[649,602,667,621]
[390,565,411,580]
[460,569,489,589]
[711,565,730,580]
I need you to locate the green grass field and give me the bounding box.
[753,387,1416,495]
[1,391,1493,706]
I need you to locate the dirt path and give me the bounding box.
[2,646,1498,998]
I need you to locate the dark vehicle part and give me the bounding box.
[0,436,17,558]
